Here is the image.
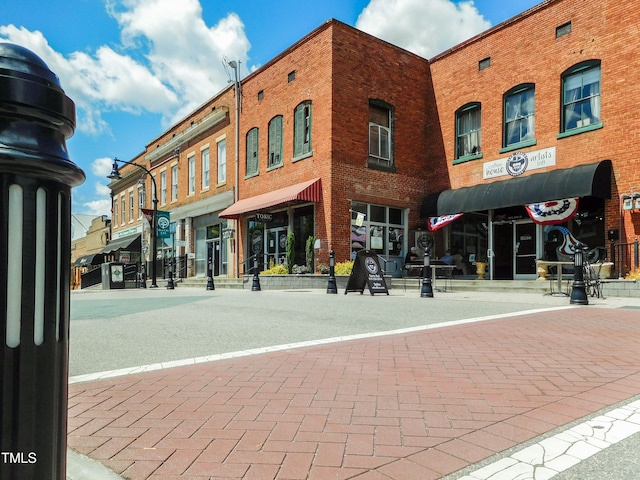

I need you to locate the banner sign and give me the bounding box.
[344,250,389,296]
[525,198,579,225]
[141,208,154,226]
[428,213,463,232]
[156,210,171,238]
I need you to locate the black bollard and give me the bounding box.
[166,259,175,290]
[0,43,85,480]
[139,262,147,288]
[326,250,338,294]
[206,255,215,290]
[420,248,434,298]
[251,254,261,291]
[570,243,588,305]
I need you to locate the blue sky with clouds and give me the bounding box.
[1,0,540,215]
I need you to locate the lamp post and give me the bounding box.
[228,59,241,278]
[570,242,588,305]
[420,247,434,298]
[108,157,159,288]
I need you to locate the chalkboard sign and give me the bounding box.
[344,250,389,295]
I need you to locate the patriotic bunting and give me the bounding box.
[428,213,463,232]
[525,198,579,225]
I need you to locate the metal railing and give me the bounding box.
[611,239,640,278]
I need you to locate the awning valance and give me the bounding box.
[74,253,105,267]
[220,178,322,219]
[101,233,140,254]
[421,160,612,217]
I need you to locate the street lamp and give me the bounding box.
[108,157,159,288]
[227,59,241,278]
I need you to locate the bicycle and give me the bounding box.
[582,249,605,299]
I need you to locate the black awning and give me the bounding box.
[101,233,141,254]
[421,160,612,217]
[74,253,105,267]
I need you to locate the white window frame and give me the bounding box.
[217,137,226,184]
[188,155,196,195]
[171,164,178,202]
[160,170,167,205]
[201,146,210,190]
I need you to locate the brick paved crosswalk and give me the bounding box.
[68,307,640,479]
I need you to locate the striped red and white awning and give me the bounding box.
[219,178,322,219]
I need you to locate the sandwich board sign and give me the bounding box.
[344,250,389,295]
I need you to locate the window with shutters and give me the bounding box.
[268,115,283,170]
[246,127,259,177]
[293,101,312,160]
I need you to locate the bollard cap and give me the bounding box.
[0,42,85,186]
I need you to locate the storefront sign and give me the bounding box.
[222,228,235,240]
[483,147,556,179]
[156,210,171,238]
[345,250,389,295]
[255,212,273,222]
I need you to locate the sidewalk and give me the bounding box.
[65,290,640,479]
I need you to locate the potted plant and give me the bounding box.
[474,255,488,279]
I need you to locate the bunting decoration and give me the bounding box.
[525,198,579,225]
[428,213,463,232]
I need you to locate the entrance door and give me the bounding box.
[266,228,288,267]
[207,240,220,277]
[514,221,538,279]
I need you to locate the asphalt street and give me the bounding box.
[69,287,576,376]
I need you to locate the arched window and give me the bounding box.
[504,84,535,148]
[561,60,601,133]
[293,101,312,159]
[246,127,259,177]
[268,115,283,169]
[455,102,482,160]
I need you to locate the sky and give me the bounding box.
[1,0,541,216]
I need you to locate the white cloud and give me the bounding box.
[356,0,491,59]
[0,0,251,134]
[81,198,113,217]
[92,157,116,177]
[107,0,250,125]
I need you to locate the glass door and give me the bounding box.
[514,220,538,279]
[266,228,287,267]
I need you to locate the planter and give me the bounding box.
[475,262,487,279]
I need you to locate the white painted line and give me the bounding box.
[457,400,640,480]
[69,306,573,384]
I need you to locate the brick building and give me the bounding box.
[421,0,639,279]
[108,19,431,279]
[107,0,640,282]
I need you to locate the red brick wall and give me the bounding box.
[428,0,640,243]
[238,20,431,265]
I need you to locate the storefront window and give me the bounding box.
[293,205,314,266]
[350,202,405,266]
[450,212,488,263]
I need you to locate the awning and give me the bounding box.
[421,160,612,217]
[74,253,105,267]
[101,233,141,254]
[220,178,322,219]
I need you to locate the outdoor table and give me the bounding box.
[536,260,574,296]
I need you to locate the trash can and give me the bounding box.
[0,43,85,480]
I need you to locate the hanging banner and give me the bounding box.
[141,208,154,227]
[525,198,579,225]
[427,213,463,232]
[156,210,171,238]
